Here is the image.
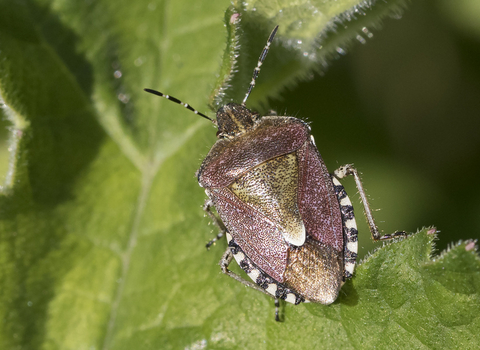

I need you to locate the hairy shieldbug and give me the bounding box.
[145,26,405,321]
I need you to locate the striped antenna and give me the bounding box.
[242,25,279,106]
[144,88,214,122]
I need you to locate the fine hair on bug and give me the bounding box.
[145,25,406,322]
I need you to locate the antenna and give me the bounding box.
[143,88,214,122]
[242,25,279,106]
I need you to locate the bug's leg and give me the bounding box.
[219,248,279,300]
[333,164,407,241]
[219,249,284,322]
[204,199,227,249]
[274,298,283,322]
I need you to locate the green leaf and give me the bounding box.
[1,1,479,350]
[215,0,410,108]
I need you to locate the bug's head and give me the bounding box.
[215,26,278,139]
[215,103,258,138]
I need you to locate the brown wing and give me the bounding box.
[297,139,344,251]
[210,185,289,283]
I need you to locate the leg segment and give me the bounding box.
[219,248,283,322]
[203,199,227,249]
[334,164,406,241]
[219,248,277,297]
[274,298,283,322]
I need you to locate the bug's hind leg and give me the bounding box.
[274,298,284,322]
[219,248,283,322]
[333,164,407,241]
[219,248,275,297]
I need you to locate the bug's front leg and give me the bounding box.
[203,199,227,249]
[334,164,407,241]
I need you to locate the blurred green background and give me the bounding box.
[0,0,479,257]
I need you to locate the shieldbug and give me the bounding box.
[145,25,405,321]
